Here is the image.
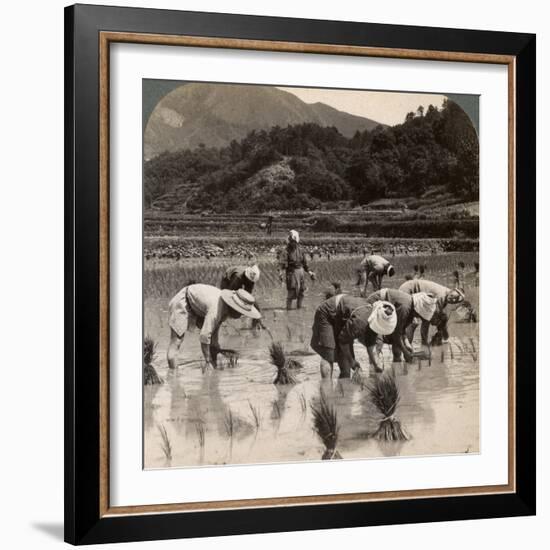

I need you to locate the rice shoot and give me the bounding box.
[157,424,172,461]
[299,392,307,416]
[248,400,262,431]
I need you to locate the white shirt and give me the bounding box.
[186,284,228,344]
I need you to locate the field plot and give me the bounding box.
[144,252,479,468]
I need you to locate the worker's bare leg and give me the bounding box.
[167,328,184,369]
[319,359,333,379]
[391,334,405,363]
[437,312,450,342]
[406,322,417,345]
[337,344,354,378]
[392,347,404,362]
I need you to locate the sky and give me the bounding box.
[278,86,447,126]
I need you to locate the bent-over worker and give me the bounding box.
[167,284,261,370]
[399,279,465,345]
[310,294,397,379]
[365,288,437,362]
[359,254,395,294]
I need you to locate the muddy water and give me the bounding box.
[144,281,479,469]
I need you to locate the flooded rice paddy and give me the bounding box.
[144,255,479,469]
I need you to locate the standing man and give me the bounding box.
[279,230,316,310]
[359,254,395,295]
[399,279,465,345]
[365,288,437,362]
[310,294,397,378]
[167,284,261,370]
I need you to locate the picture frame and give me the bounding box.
[64,3,536,545]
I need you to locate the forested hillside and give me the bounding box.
[144,99,478,213]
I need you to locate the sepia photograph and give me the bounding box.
[142,80,480,469]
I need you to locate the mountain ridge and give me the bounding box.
[144,83,383,158]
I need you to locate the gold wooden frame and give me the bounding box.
[98,32,516,518]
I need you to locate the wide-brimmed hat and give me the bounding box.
[221,289,261,319]
[387,265,395,277]
[244,265,261,283]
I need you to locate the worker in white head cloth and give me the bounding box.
[399,279,465,345]
[366,288,437,362]
[310,293,397,378]
[220,264,265,330]
[167,284,261,370]
[279,230,316,310]
[220,264,261,293]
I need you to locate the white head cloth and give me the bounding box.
[412,292,437,321]
[245,264,260,283]
[368,300,397,335]
[288,229,300,243]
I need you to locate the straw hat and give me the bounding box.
[244,264,261,283]
[221,289,261,319]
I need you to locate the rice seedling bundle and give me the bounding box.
[144,336,163,385]
[367,371,410,441]
[269,342,298,385]
[311,391,342,460]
